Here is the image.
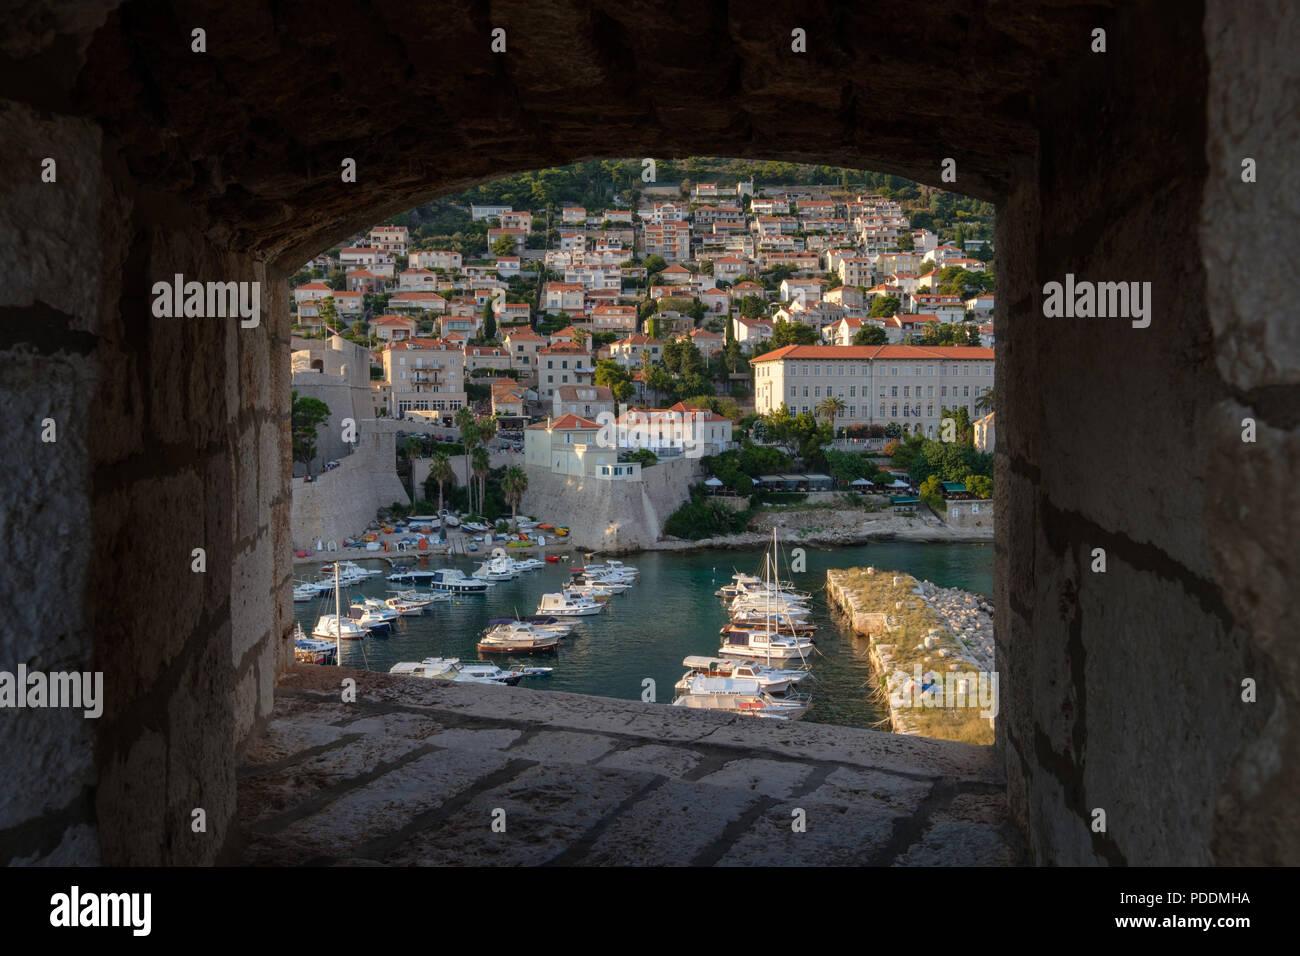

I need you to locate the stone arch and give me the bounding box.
[1,0,1294,867]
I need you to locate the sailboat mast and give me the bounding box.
[334,559,341,666]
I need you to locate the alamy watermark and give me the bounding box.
[0,665,103,718]
[151,273,260,327]
[889,665,998,719]
[592,404,711,458]
[1041,273,1150,329]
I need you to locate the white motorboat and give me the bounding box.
[477,622,563,654]
[424,568,488,592]
[384,597,428,616]
[293,623,338,665]
[439,510,461,528]
[324,561,383,578]
[536,592,604,616]
[671,676,808,719]
[347,605,393,632]
[472,556,518,581]
[487,616,575,638]
[389,657,522,685]
[390,588,451,605]
[312,613,367,641]
[293,582,318,602]
[674,655,811,695]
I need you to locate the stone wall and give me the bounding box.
[291,429,410,548]
[2,0,1295,867]
[943,499,994,529]
[518,456,702,551]
[994,0,1297,865]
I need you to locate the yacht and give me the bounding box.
[293,623,338,665]
[671,676,809,720]
[312,613,367,641]
[476,622,563,654]
[486,616,575,638]
[472,556,518,581]
[536,592,604,616]
[389,657,523,685]
[718,624,815,662]
[347,604,393,632]
[293,583,319,602]
[674,655,811,695]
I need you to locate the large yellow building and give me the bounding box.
[750,344,994,437]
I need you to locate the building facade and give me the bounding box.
[750,344,995,437]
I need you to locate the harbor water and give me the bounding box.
[294,541,994,730]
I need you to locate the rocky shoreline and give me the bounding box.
[826,566,996,744]
[632,511,993,554]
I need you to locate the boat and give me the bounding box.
[439,510,461,528]
[292,622,338,665]
[293,582,318,602]
[545,554,561,563]
[389,657,523,685]
[674,655,811,695]
[486,615,575,637]
[536,591,604,616]
[671,676,809,720]
[476,622,563,654]
[389,588,450,605]
[472,556,518,581]
[726,612,818,634]
[423,568,489,592]
[462,521,492,533]
[385,597,429,616]
[347,604,393,632]
[312,613,367,640]
[719,530,816,663]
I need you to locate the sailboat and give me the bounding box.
[718,530,814,664]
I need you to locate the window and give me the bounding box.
[941,386,948,397]
[891,404,898,416]
[879,403,886,415]
[802,386,809,398]
[789,385,797,397]
[963,386,970,397]
[814,386,821,398]
[849,406,856,417]
[914,366,921,376]
[927,404,934,416]
[891,386,898,397]
[849,385,856,398]
[879,387,886,398]
[927,386,934,397]
[903,386,910,397]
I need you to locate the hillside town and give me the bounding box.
[288,163,996,550]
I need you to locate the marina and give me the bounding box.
[292,539,992,730]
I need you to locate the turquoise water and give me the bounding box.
[294,542,993,730]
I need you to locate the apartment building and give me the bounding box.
[383,338,467,418]
[750,344,995,437]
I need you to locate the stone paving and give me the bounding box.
[233,665,1026,866]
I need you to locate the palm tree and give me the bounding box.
[471,447,491,519]
[453,405,477,513]
[815,395,846,427]
[500,465,528,528]
[429,453,453,522]
[975,387,995,415]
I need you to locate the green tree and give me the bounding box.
[472,446,491,519]
[425,453,454,519]
[975,387,995,414]
[851,325,888,346]
[291,390,332,476]
[767,319,819,349]
[815,394,846,427]
[491,235,517,257]
[482,299,497,341]
[500,465,528,527]
[454,406,478,512]
[868,294,900,317]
